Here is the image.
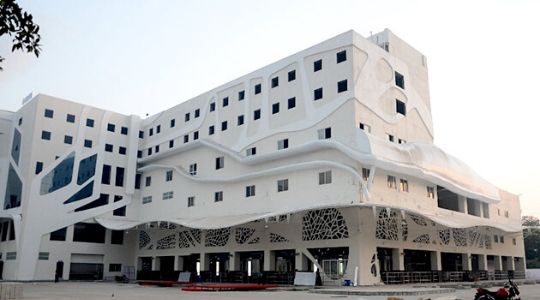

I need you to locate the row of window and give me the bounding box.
[43,109,129,135]
[49,223,124,244]
[143,108,202,140]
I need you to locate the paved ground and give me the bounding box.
[15,281,540,300]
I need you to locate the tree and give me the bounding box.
[0,0,41,71]
[522,215,540,267]
[522,215,540,227]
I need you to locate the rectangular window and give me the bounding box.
[337,79,348,93]
[102,165,111,184]
[169,140,174,148]
[139,131,144,139]
[137,151,142,158]
[113,195,126,216]
[162,191,174,200]
[238,90,245,100]
[513,238,516,245]
[50,227,67,241]
[142,196,152,204]
[38,252,49,260]
[253,109,261,120]
[221,121,228,131]
[166,170,173,181]
[277,139,289,150]
[84,139,92,148]
[222,97,229,107]
[147,148,152,155]
[400,179,409,192]
[64,135,73,145]
[190,131,197,140]
[35,161,43,174]
[6,252,16,260]
[135,174,141,189]
[107,123,115,132]
[209,125,215,135]
[170,119,176,128]
[188,196,195,207]
[73,222,106,243]
[319,170,332,185]
[245,185,256,197]
[121,127,128,135]
[272,103,280,114]
[277,179,288,192]
[155,145,159,153]
[398,138,406,144]
[194,109,200,118]
[66,114,76,123]
[500,236,505,243]
[288,97,296,109]
[505,211,509,218]
[288,70,296,81]
[494,235,499,243]
[271,77,279,88]
[185,112,190,122]
[44,109,54,118]
[318,127,331,139]
[359,123,371,133]
[156,125,161,133]
[362,168,370,181]
[427,186,435,199]
[313,87,323,100]
[246,147,256,156]
[254,84,261,95]
[109,264,122,272]
[145,176,151,187]
[119,146,126,155]
[189,163,197,175]
[314,59,322,72]
[111,230,124,245]
[184,134,189,143]
[18,117,22,125]
[210,102,216,112]
[396,99,407,116]
[216,156,224,169]
[336,50,347,63]
[149,128,153,136]
[214,191,223,202]
[395,71,405,89]
[41,130,51,140]
[387,176,397,189]
[86,118,94,127]
[1,222,8,241]
[237,115,244,125]
[115,167,124,187]
[388,134,395,142]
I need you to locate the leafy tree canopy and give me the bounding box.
[0,0,41,70]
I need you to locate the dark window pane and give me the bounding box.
[314,59,322,72]
[73,223,106,243]
[288,97,296,109]
[314,88,323,100]
[336,50,347,63]
[101,164,111,184]
[40,152,74,195]
[238,90,245,100]
[50,227,67,241]
[111,230,124,244]
[44,109,54,118]
[84,139,92,148]
[35,161,43,174]
[66,114,76,123]
[288,70,296,81]
[237,115,244,125]
[254,109,261,120]
[107,123,115,132]
[64,135,73,145]
[77,154,97,185]
[41,131,51,140]
[272,103,279,114]
[254,84,261,94]
[396,99,407,116]
[395,71,405,89]
[337,79,348,93]
[105,144,113,152]
[121,127,128,135]
[86,118,94,127]
[115,167,124,187]
[271,77,279,88]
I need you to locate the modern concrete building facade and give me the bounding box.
[0,29,525,285]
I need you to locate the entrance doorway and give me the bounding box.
[69,254,104,280]
[238,251,264,276]
[404,250,432,271]
[274,249,295,272]
[441,252,463,271]
[158,256,175,280]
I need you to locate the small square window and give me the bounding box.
[313,88,323,100]
[221,121,228,131]
[238,90,245,101]
[246,147,256,156]
[359,123,371,133]
[222,97,229,107]
[194,109,200,118]
[86,118,94,128]
[318,170,332,185]
[169,140,174,148]
[388,134,395,142]
[189,163,197,175]
[44,109,54,118]
[288,97,296,109]
[105,144,113,152]
[214,191,223,202]
[170,119,176,128]
[396,99,406,116]
[336,50,347,63]
[277,179,288,192]
[271,77,279,88]
[253,109,261,120]
[107,123,115,132]
[288,70,296,82]
[184,135,189,143]
[64,135,73,145]
[314,59,322,72]
[272,103,280,114]
[318,127,331,139]
[35,161,43,174]
[84,139,92,148]
[119,146,126,155]
[66,114,76,123]
[188,196,195,207]
[209,125,215,135]
[216,156,224,169]
[398,138,406,144]
[193,131,199,140]
[337,79,348,93]
[277,139,289,150]
[121,127,128,135]
[395,71,405,89]
[245,185,256,197]
[166,170,173,182]
[41,131,51,140]
[210,102,216,112]
[185,113,190,122]
[254,84,261,95]
[237,115,244,125]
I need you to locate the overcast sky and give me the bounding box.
[1,0,539,218]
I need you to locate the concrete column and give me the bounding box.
[462,253,472,271]
[200,253,208,271]
[175,256,183,271]
[263,250,275,271]
[392,248,404,271]
[514,257,525,272]
[506,256,515,271]
[295,252,308,271]
[458,196,467,213]
[494,255,502,271]
[431,251,442,271]
[478,254,488,271]
[152,256,159,271]
[229,252,240,271]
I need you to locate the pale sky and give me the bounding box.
[1,1,539,217]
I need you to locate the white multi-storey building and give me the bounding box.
[0,29,525,285]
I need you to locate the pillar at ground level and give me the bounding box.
[392,248,404,271]
[430,251,442,271]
